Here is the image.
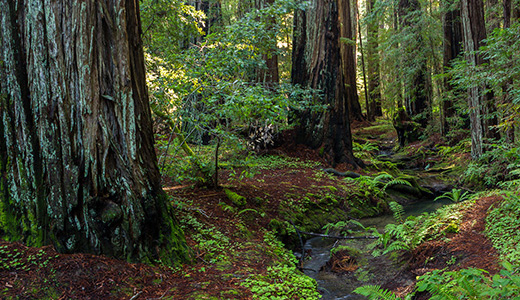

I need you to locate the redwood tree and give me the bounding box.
[461,0,493,158]
[339,0,364,122]
[441,0,463,136]
[366,0,382,120]
[0,0,189,264]
[292,0,361,167]
[255,0,280,85]
[398,0,431,128]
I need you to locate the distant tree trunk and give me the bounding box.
[461,0,495,158]
[292,0,362,167]
[503,0,515,142]
[486,0,501,33]
[398,0,430,128]
[197,0,222,36]
[441,0,463,136]
[504,0,512,28]
[0,0,189,264]
[339,0,364,121]
[367,0,382,119]
[256,0,280,85]
[513,1,520,20]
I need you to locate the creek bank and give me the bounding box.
[299,196,452,300]
[293,147,461,299]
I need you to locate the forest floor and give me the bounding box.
[0,120,504,299]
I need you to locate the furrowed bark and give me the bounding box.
[0,0,190,264]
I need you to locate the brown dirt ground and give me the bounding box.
[0,124,503,299]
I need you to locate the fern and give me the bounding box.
[434,188,471,203]
[389,201,405,223]
[373,173,394,183]
[383,240,410,255]
[354,285,402,300]
[383,179,413,191]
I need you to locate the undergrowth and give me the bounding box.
[486,192,520,265]
[368,201,465,256]
[240,231,320,300]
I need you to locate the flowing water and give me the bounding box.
[301,198,453,299]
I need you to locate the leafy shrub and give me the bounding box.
[486,192,520,265]
[354,262,520,300]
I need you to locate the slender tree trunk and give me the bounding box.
[339,0,364,121]
[0,0,189,264]
[502,0,515,142]
[461,0,494,158]
[256,0,280,85]
[398,0,430,128]
[442,0,463,136]
[367,0,382,119]
[292,0,362,167]
[358,17,370,121]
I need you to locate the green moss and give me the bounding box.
[224,189,246,207]
[157,193,193,266]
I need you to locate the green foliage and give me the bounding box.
[388,202,404,223]
[356,262,520,300]
[179,212,233,263]
[143,0,323,185]
[353,142,380,160]
[415,263,520,300]
[486,192,520,265]
[240,231,321,300]
[369,202,465,257]
[0,246,58,272]
[462,143,520,189]
[354,285,405,300]
[322,219,367,236]
[241,264,320,299]
[434,188,472,203]
[366,0,442,118]
[447,23,520,140]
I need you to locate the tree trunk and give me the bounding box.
[504,0,512,28]
[486,0,501,33]
[366,0,382,119]
[256,0,280,85]
[339,0,364,121]
[0,0,190,264]
[442,0,463,136]
[398,0,430,128]
[461,0,493,158]
[291,0,362,167]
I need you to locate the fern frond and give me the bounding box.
[373,173,394,183]
[384,179,413,191]
[348,219,366,231]
[389,201,405,223]
[354,285,401,300]
[383,240,410,254]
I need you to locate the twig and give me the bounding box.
[297,230,378,240]
[146,290,168,300]
[129,291,142,300]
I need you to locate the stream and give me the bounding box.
[301,191,453,299]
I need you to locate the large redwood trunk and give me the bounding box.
[0,0,189,264]
[291,0,361,167]
[339,0,364,122]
